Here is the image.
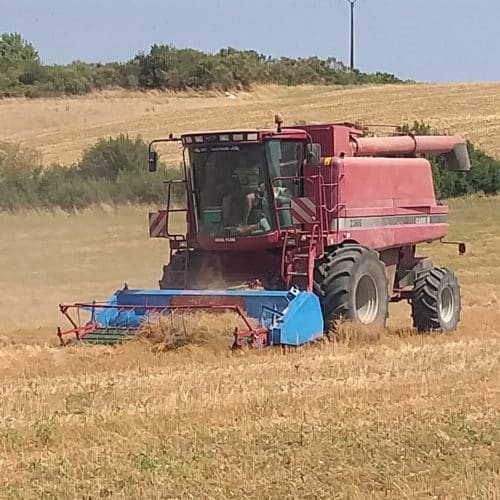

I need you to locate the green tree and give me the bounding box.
[0,33,39,69]
[400,121,499,198]
[0,34,406,97]
[78,135,148,180]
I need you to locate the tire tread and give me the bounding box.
[412,267,460,332]
[314,244,388,330]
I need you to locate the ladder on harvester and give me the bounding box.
[281,223,322,291]
[276,174,330,292]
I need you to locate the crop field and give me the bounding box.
[0,196,499,498]
[1,82,500,167]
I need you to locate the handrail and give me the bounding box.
[270,174,322,232]
[164,179,188,240]
[269,173,328,290]
[280,229,290,283]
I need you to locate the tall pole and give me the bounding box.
[347,0,358,70]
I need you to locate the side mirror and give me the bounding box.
[148,150,158,173]
[306,143,321,167]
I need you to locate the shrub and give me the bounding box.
[400,121,500,198]
[0,32,406,98]
[0,126,497,213]
[0,137,181,211]
[78,135,149,180]
[0,33,38,70]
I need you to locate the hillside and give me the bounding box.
[1,82,499,497]
[1,82,500,167]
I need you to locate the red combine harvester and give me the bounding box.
[58,119,470,347]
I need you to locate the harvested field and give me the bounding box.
[1,83,500,167]
[137,311,255,352]
[0,197,499,498]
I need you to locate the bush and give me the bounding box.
[400,121,500,198]
[0,125,497,213]
[0,32,406,98]
[78,134,148,180]
[0,137,181,211]
[0,33,38,70]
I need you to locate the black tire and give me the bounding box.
[159,251,188,289]
[314,245,389,331]
[159,251,227,290]
[412,267,461,332]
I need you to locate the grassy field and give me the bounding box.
[1,83,500,167]
[0,197,499,498]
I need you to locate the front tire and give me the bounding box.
[314,245,389,332]
[412,268,461,332]
[159,252,188,289]
[159,251,223,290]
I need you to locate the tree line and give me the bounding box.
[0,33,404,98]
[0,124,498,213]
[0,136,179,211]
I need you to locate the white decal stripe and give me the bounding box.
[331,214,448,230]
[149,213,161,236]
[299,197,316,215]
[154,214,167,237]
[152,221,166,237]
[291,197,317,225]
[291,201,314,224]
[294,198,316,218]
[149,212,167,237]
[291,209,311,224]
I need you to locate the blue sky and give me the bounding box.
[1,0,498,82]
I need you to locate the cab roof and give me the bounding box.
[180,128,309,145]
[181,127,306,136]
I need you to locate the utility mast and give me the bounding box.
[346,0,358,70]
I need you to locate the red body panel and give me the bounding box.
[312,156,449,250]
[339,157,439,211]
[197,232,282,251]
[154,123,467,291]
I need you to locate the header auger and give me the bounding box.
[58,120,469,346]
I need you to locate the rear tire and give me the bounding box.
[314,245,389,332]
[412,267,461,332]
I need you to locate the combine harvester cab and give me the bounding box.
[57,287,324,347]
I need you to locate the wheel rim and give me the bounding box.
[440,285,455,323]
[355,275,379,324]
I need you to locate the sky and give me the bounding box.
[1,0,499,83]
